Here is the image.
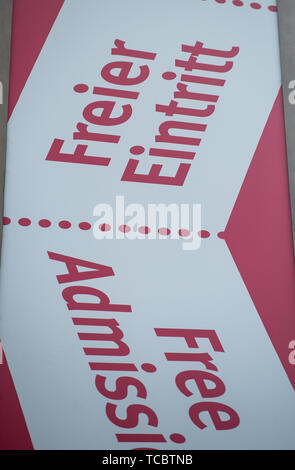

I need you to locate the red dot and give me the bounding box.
[162,71,176,80]
[217,231,225,239]
[250,2,261,9]
[39,219,51,228]
[99,223,111,232]
[233,0,243,6]
[141,363,157,373]
[178,228,190,237]
[59,220,71,229]
[74,83,89,93]
[158,227,171,236]
[268,5,277,12]
[138,226,150,234]
[215,0,226,3]
[130,145,145,155]
[198,230,210,238]
[79,222,91,230]
[18,218,31,226]
[3,216,11,225]
[170,433,186,444]
[118,224,131,233]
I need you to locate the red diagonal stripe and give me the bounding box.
[8,0,65,119]
[224,89,295,389]
[0,351,33,450]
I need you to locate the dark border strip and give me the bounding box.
[277,0,295,251]
[0,0,12,260]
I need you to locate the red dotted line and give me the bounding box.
[100,223,211,238]
[3,217,92,231]
[201,0,277,12]
[2,217,213,238]
[217,231,226,239]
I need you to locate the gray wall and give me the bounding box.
[277,0,295,250]
[0,0,12,256]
